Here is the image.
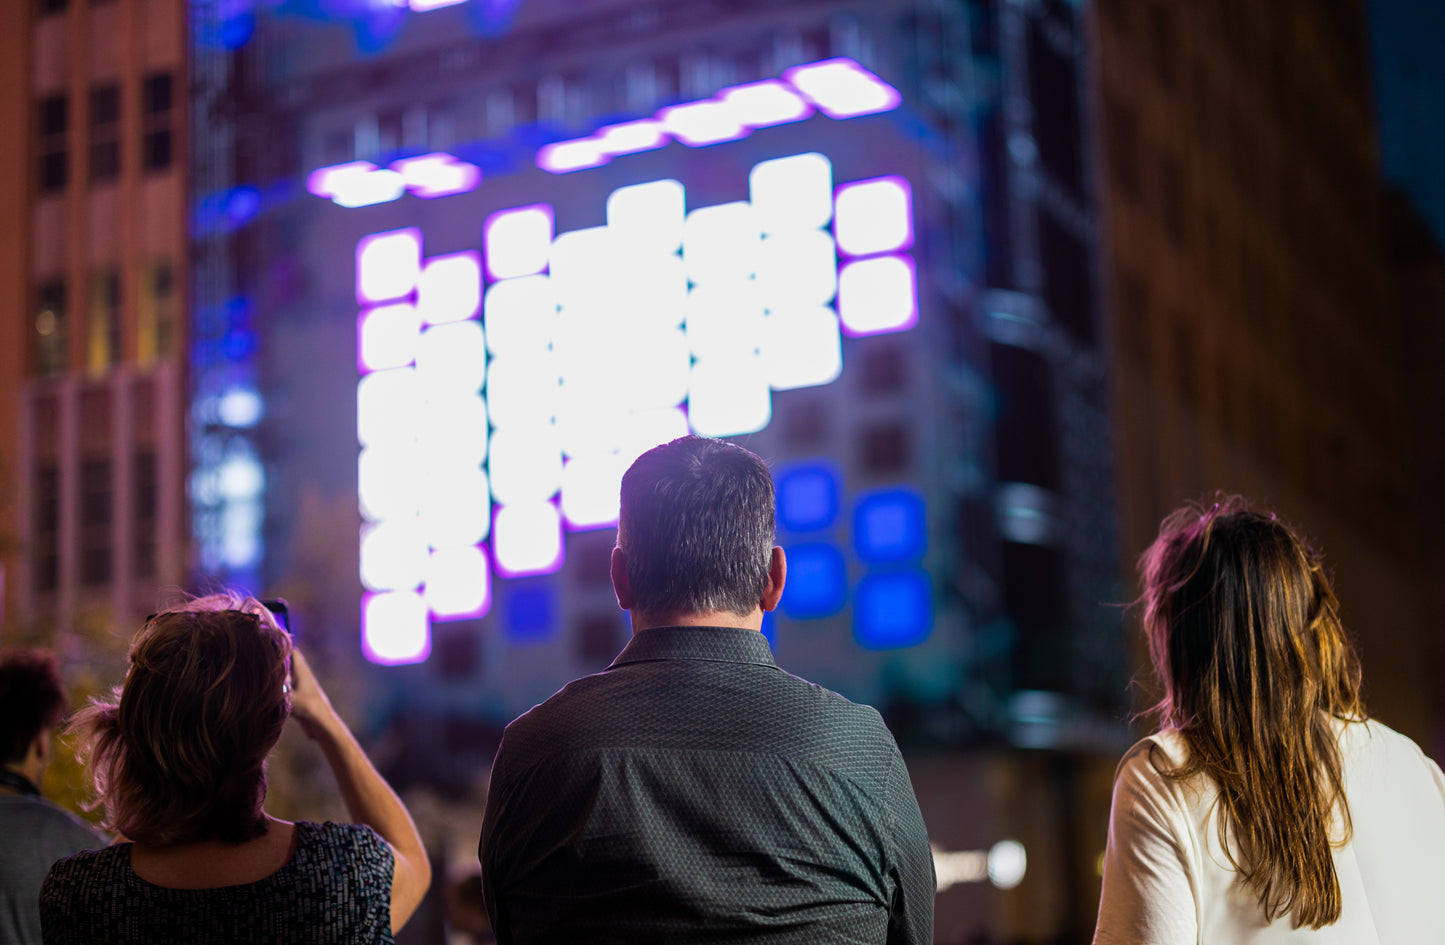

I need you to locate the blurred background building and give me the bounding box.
[0,0,1440,942]
[0,0,189,652]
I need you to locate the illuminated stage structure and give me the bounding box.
[190,0,1124,760]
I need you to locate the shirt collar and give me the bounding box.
[609,626,778,670]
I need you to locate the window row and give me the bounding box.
[33,262,178,377]
[36,73,175,192]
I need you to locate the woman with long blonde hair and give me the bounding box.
[1094,498,1445,943]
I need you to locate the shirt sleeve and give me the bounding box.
[1092,742,1198,945]
[884,743,935,945]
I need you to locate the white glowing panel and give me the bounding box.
[424,545,491,618]
[483,276,557,354]
[560,453,629,529]
[688,356,772,438]
[764,306,843,390]
[750,153,834,234]
[356,229,421,304]
[417,252,482,325]
[484,206,553,280]
[720,80,813,128]
[607,179,685,254]
[493,502,564,576]
[783,59,902,119]
[358,303,421,372]
[360,520,428,592]
[487,426,562,505]
[363,591,430,665]
[834,176,914,257]
[357,368,422,447]
[839,255,919,336]
[659,101,746,147]
[416,321,487,395]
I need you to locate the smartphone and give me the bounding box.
[261,598,290,636]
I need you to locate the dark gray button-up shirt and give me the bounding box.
[480,626,935,945]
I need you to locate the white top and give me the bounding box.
[1093,719,1445,945]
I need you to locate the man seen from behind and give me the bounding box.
[479,435,935,944]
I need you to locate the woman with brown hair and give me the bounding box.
[38,593,430,943]
[1093,498,1445,944]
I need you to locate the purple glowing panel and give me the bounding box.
[410,0,466,12]
[362,590,431,665]
[838,255,918,336]
[417,251,482,325]
[538,139,610,174]
[393,153,481,199]
[834,176,914,257]
[596,120,667,157]
[357,303,422,373]
[783,59,902,119]
[356,228,422,305]
[484,205,554,280]
[493,502,564,577]
[659,101,747,147]
[720,80,813,128]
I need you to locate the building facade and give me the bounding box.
[1091,0,1441,745]
[0,0,189,644]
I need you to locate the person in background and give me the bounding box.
[40,593,431,944]
[481,435,934,944]
[0,648,107,945]
[1093,497,1445,944]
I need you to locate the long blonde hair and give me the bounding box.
[1138,497,1364,928]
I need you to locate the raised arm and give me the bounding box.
[289,649,432,935]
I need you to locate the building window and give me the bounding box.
[34,464,61,593]
[89,84,121,183]
[35,280,67,376]
[80,459,112,586]
[37,95,68,193]
[138,261,175,365]
[134,450,158,580]
[87,269,121,373]
[142,72,174,172]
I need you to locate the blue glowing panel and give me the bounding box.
[854,571,932,650]
[505,584,557,644]
[853,488,927,563]
[761,610,777,649]
[776,463,840,533]
[779,542,848,619]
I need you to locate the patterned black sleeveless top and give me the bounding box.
[39,821,394,944]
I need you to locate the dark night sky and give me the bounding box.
[1369,0,1445,249]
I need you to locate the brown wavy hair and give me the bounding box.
[72,593,292,845]
[1138,497,1365,928]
